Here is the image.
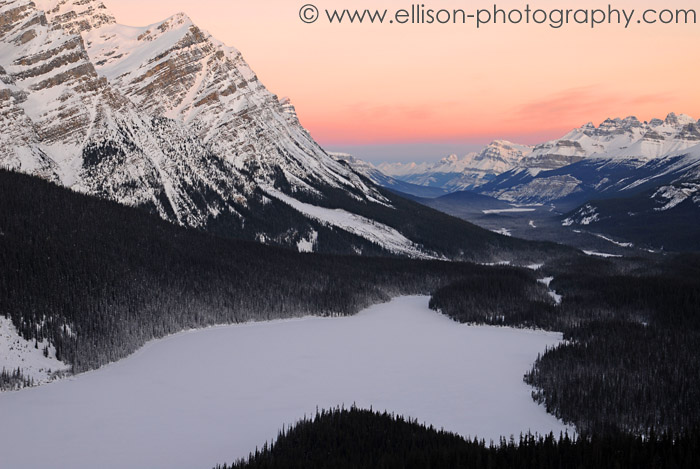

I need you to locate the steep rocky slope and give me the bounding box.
[1,0,542,260]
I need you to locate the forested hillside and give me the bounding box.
[0,169,553,381]
[216,406,700,469]
[430,254,700,435]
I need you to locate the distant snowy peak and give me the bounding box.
[527,113,700,167]
[330,152,450,199]
[378,140,532,191]
[467,140,533,171]
[481,138,700,207]
[382,113,700,195]
[477,113,700,204]
[378,160,432,177]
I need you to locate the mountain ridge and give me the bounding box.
[0,0,552,261]
[374,113,700,196]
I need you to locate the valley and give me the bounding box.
[350,116,700,253]
[0,0,699,467]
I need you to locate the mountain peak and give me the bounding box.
[621,115,642,127]
[488,140,531,151]
[158,11,194,30]
[441,154,460,164]
[665,112,696,127]
[489,139,515,148]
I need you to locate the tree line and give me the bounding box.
[216,406,700,469]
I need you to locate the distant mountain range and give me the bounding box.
[376,113,699,198]
[477,113,700,206]
[345,114,700,251]
[379,140,533,191]
[329,152,448,199]
[0,0,561,262]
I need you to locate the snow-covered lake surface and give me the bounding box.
[0,296,570,469]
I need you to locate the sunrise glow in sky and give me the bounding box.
[104,0,699,161]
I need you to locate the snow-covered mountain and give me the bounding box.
[73,8,372,194]
[478,114,700,206]
[378,140,533,191]
[363,113,700,251]
[559,143,700,251]
[330,152,448,199]
[375,114,699,201]
[530,113,698,164]
[1,0,291,232]
[1,0,534,260]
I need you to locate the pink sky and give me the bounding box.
[104,0,699,153]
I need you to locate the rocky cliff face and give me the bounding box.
[525,113,700,171]
[0,0,260,227]
[1,0,419,256]
[73,5,376,198]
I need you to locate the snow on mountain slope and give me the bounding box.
[378,160,433,178]
[70,5,377,198]
[379,114,699,205]
[3,0,452,258]
[559,144,700,251]
[330,152,393,185]
[0,64,57,180]
[615,143,700,211]
[0,0,260,227]
[526,114,699,167]
[651,182,700,212]
[477,115,700,205]
[0,315,70,388]
[0,0,106,175]
[265,188,434,259]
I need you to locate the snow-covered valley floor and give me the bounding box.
[0,296,570,469]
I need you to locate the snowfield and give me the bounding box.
[583,250,623,258]
[482,208,537,214]
[0,315,70,387]
[264,187,433,258]
[0,296,570,469]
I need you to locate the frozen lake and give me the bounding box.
[0,296,570,469]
